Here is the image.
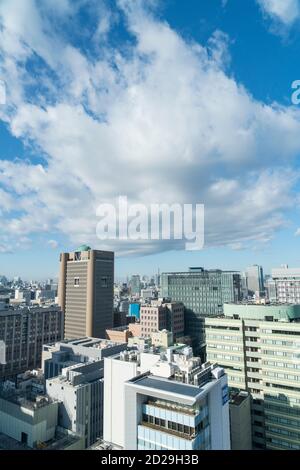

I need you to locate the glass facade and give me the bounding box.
[161,270,241,353]
[137,398,210,450]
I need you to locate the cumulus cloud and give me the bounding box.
[257,0,300,32]
[0,0,300,255]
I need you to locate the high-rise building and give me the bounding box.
[130,275,141,296]
[103,346,230,450]
[245,265,264,297]
[205,303,300,450]
[161,268,241,353]
[58,246,114,339]
[0,306,64,380]
[271,266,300,304]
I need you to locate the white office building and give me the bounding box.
[271,266,300,304]
[43,338,126,448]
[104,346,230,450]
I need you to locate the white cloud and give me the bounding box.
[48,239,59,249]
[257,0,300,29]
[0,0,300,255]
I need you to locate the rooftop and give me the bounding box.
[223,303,300,322]
[76,245,91,252]
[229,392,249,406]
[0,305,61,317]
[130,375,202,398]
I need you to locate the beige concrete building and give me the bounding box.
[163,302,185,339]
[106,326,132,344]
[106,323,142,344]
[140,300,184,339]
[206,303,300,450]
[140,303,167,337]
[128,323,141,337]
[151,330,173,348]
[58,245,114,339]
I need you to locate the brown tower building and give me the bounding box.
[58,245,114,339]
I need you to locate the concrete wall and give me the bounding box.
[229,395,252,450]
[103,357,138,448]
[0,398,58,448]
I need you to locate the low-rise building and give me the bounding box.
[43,337,126,448]
[151,330,173,348]
[0,382,58,449]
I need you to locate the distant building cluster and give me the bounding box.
[1,248,300,450]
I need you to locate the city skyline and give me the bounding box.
[1,1,300,278]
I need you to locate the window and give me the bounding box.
[74,277,80,287]
[101,277,108,288]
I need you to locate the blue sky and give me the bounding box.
[1,0,300,280]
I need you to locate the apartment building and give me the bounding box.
[271,266,300,304]
[140,301,184,340]
[205,303,300,450]
[0,306,63,380]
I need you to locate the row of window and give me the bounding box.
[142,414,200,437]
[264,371,300,381]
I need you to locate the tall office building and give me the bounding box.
[58,246,114,339]
[205,303,300,450]
[245,265,264,297]
[0,306,63,380]
[161,268,241,353]
[104,346,230,450]
[130,275,141,296]
[271,266,300,304]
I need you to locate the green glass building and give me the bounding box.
[161,268,241,354]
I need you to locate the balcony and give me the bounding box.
[139,421,196,441]
[146,400,198,416]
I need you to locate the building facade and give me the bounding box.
[58,246,114,339]
[103,346,230,450]
[205,303,300,450]
[161,268,241,353]
[130,275,141,296]
[271,266,300,304]
[229,391,252,450]
[140,303,167,337]
[245,265,264,297]
[43,337,125,448]
[0,306,63,380]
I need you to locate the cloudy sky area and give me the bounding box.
[1,0,300,279]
